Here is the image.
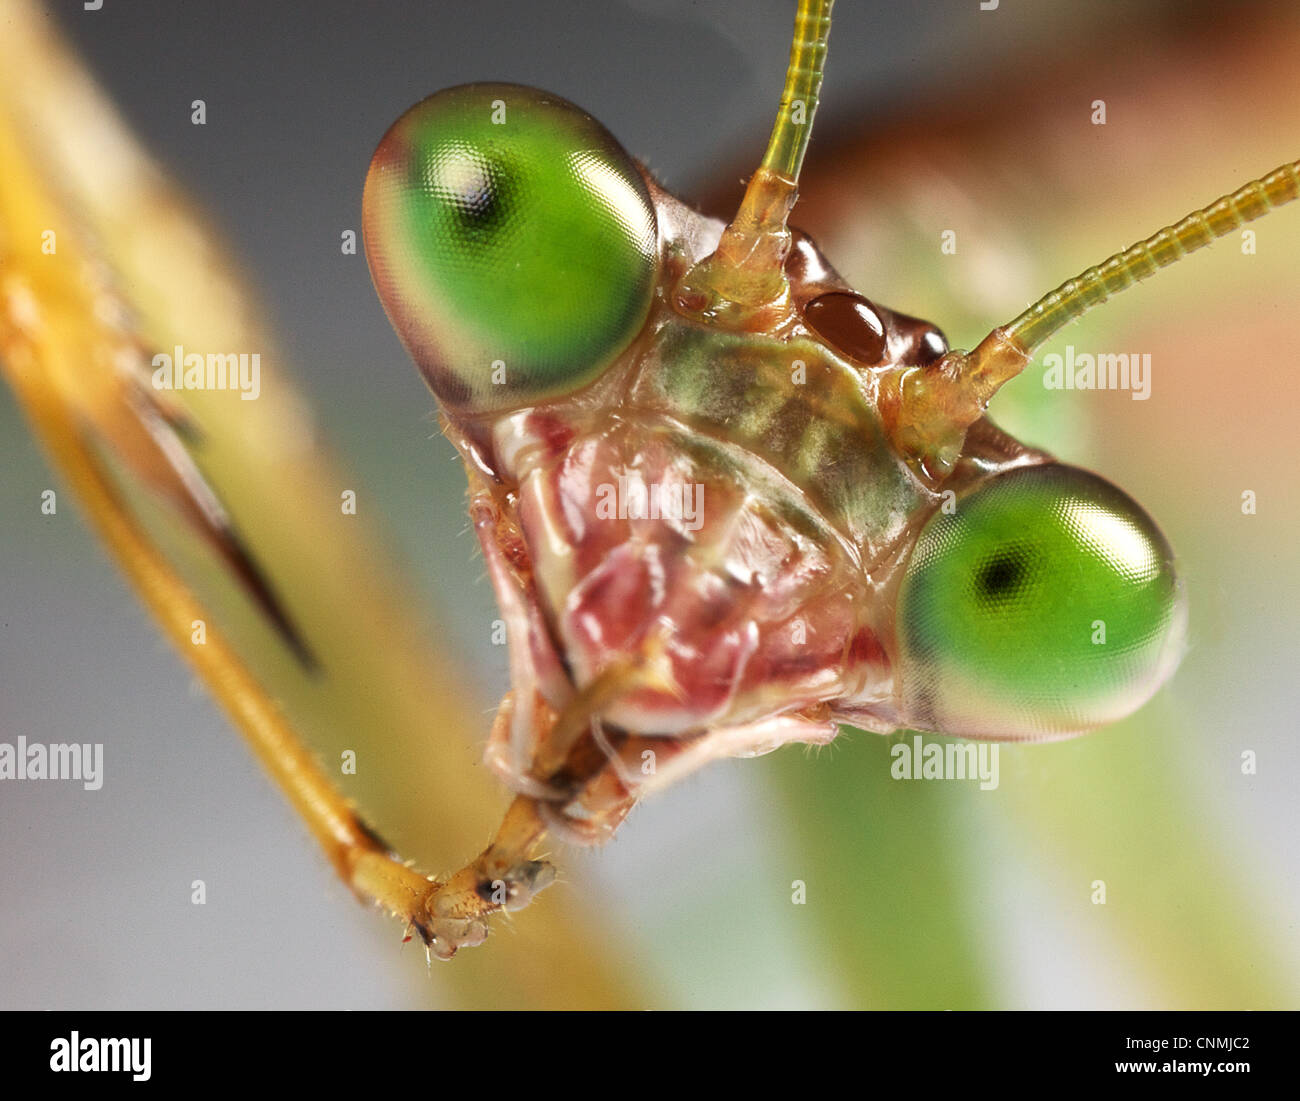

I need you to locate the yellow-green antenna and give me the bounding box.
[888,159,1300,477]
[761,0,833,181]
[675,0,834,321]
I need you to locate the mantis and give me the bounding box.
[0,0,1294,998]
[355,0,1296,956]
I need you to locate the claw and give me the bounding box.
[407,909,489,959]
[362,796,555,961]
[412,854,556,959]
[503,859,556,912]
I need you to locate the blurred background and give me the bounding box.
[1,0,1297,1008]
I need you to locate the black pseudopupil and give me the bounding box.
[977,550,1026,603]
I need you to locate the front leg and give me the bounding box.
[350,696,560,959]
[349,792,554,960]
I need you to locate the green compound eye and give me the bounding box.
[363,83,658,412]
[897,464,1187,740]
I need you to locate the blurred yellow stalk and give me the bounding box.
[0,0,633,1007]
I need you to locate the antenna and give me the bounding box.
[675,0,834,321]
[887,159,1300,477]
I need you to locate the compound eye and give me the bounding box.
[363,83,658,412]
[896,464,1186,739]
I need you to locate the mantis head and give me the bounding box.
[362,0,1295,741]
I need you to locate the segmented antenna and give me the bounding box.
[1006,160,1300,350]
[888,159,1300,478]
[675,0,834,319]
[762,0,833,182]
